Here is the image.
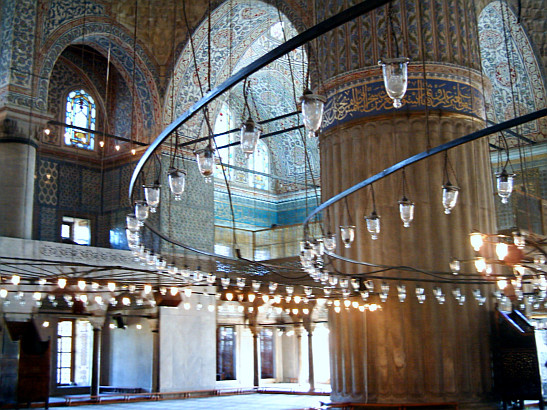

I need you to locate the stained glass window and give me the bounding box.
[64,89,96,150]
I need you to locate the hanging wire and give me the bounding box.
[129,0,139,159]
[500,0,532,233]
[275,4,323,236]
[387,0,400,58]
[417,0,431,151]
[182,0,240,256]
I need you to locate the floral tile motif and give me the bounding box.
[478,1,546,145]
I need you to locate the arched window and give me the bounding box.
[64,89,96,150]
[248,140,269,190]
[214,103,236,180]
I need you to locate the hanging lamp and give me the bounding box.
[364,185,381,240]
[240,117,261,157]
[496,168,516,204]
[143,182,161,213]
[379,57,410,108]
[168,167,187,200]
[195,144,215,182]
[339,225,356,248]
[300,88,326,135]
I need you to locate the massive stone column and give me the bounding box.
[0,117,37,239]
[316,0,496,405]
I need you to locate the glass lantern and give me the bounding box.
[195,145,215,183]
[168,168,187,200]
[126,213,140,232]
[513,231,526,249]
[398,196,415,228]
[300,89,326,133]
[126,228,140,248]
[143,183,161,213]
[240,117,261,157]
[323,233,336,252]
[441,182,460,214]
[134,200,149,226]
[339,225,356,248]
[449,257,461,275]
[365,211,381,240]
[496,169,515,204]
[378,57,410,108]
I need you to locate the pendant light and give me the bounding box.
[441,152,460,214]
[339,225,355,248]
[143,182,160,213]
[398,196,414,228]
[442,181,459,214]
[195,144,215,183]
[449,257,461,275]
[398,170,414,227]
[126,213,140,232]
[240,117,261,158]
[323,233,336,252]
[379,57,410,108]
[365,211,381,240]
[300,88,326,133]
[240,78,261,157]
[496,168,515,204]
[364,185,380,240]
[134,200,149,226]
[168,167,187,200]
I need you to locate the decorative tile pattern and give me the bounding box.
[38,160,59,206]
[42,0,105,40]
[38,206,57,242]
[322,72,485,131]
[37,21,161,137]
[478,1,546,145]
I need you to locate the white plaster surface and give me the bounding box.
[159,298,216,392]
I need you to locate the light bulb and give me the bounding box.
[378,57,410,108]
[11,275,20,286]
[78,280,86,291]
[248,293,256,303]
[144,284,152,294]
[143,184,161,213]
[58,278,67,289]
[108,282,116,292]
[184,288,192,297]
[300,89,326,132]
[131,148,136,155]
[474,257,486,273]
[99,140,105,148]
[442,182,460,214]
[170,287,179,296]
[497,279,508,290]
[0,288,7,298]
[470,231,484,252]
[115,144,120,151]
[168,168,187,201]
[496,242,509,260]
